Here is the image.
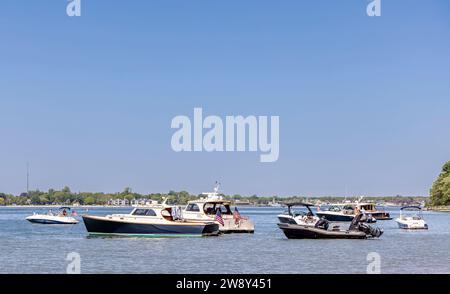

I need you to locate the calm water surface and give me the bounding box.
[0,207,449,274]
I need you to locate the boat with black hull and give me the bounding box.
[316,202,390,222]
[278,212,383,239]
[82,202,220,237]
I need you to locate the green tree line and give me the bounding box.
[0,186,427,206]
[429,161,450,206]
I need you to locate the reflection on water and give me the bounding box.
[0,206,449,274]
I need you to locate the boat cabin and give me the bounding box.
[185,200,233,217]
[358,203,377,212]
[128,205,181,222]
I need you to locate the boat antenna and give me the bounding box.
[26,162,30,196]
[214,181,221,194]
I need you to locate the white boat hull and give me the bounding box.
[277,214,319,226]
[186,217,255,233]
[395,218,428,230]
[220,218,255,233]
[26,215,79,225]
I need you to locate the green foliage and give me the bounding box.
[84,196,95,205]
[0,186,429,207]
[430,161,450,206]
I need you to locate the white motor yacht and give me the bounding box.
[316,201,390,222]
[182,184,255,233]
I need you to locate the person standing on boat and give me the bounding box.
[171,206,182,221]
[233,207,242,225]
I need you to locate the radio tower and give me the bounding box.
[26,162,30,196]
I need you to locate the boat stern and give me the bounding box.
[220,218,255,234]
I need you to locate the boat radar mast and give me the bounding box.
[202,182,223,200]
[356,196,365,204]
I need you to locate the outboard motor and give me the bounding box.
[358,223,384,238]
[350,214,383,238]
[315,217,330,230]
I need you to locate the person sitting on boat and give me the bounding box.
[315,217,329,230]
[303,212,316,223]
[62,209,67,216]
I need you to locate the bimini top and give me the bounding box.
[400,206,422,211]
[282,202,315,208]
[282,202,315,216]
[59,207,72,210]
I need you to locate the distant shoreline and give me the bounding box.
[0,205,111,208]
[425,206,450,212]
[0,204,402,209]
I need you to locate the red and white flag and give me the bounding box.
[215,209,225,226]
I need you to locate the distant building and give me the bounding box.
[131,198,158,206]
[107,198,130,206]
[234,200,251,206]
[107,198,157,206]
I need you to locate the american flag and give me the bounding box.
[215,209,225,226]
[233,207,241,224]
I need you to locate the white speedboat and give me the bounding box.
[26,207,79,224]
[277,203,320,226]
[396,206,428,230]
[268,198,282,207]
[182,184,255,233]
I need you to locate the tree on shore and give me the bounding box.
[430,161,450,206]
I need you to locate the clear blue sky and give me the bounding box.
[1,0,449,196]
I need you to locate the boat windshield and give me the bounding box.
[342,205,355,211]
[186,203,200,212]
[284,209,310,217]
[132,209,157,216]
[204,203,232,215]
[360,204,375,211]
[401,208,422,219]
